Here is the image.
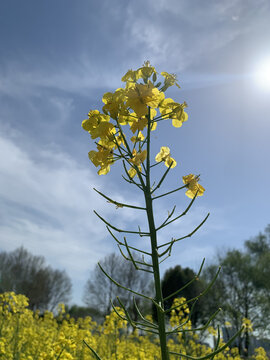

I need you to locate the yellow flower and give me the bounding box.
[129,149,147,167]
[82,110,117,143]
[122,69,140,83]
[126,82,164,117]
[208,326,218,336]
[159,98,188,127]
[128,149,147,178]
[88,145,114,175]
[182,174,205,198]
[82,110,111,137]
[129,115,148,133]
[122,61,156,83]
[131,131,145,143]
[137,61,156,81]
[102,88,126,119]
[242,318,253,333]
[128,167,138,178]
[129,108,157,133]
[155,146,177,168]
[161,71,180,89]
[94,121,116,141]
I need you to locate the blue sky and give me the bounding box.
[1,0,270,306]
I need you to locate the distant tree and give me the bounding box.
[66,304,103,323]
[0,247,72,311]
[83,252,153,318]
[202,225,270,357]
[152,265,206,326]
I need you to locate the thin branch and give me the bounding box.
[167,308,220,335]
[163,258,205,302]
[169,327,244,359]
[166,299,198,334]
[151,161,174,194]
[165,266,221,314]
[115,297,136,329]
[116,297,158,331]
[152,184,187,200]
[157,206,176,230]
[158,238,175,258]
[158,213,210,249]
[83,340,102,360]
[122,160,144,190]
[106,227,152,256]
[119,253,153,272]
[93,188,146,210]
[98,262,153,302]
[159,252,172,264]
[94,210,149,235]
[133,297,159,329]
[156,191,198,231]
[124,238,153,268]
[117,244,153,273]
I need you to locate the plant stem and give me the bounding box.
[143,107,170,360]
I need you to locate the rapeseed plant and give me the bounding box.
[81,62,243,359]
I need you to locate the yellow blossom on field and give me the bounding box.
[254,347,268,360]
[155,146,177,168]
[182,174,205,198]
[242,318,253,332]
[208,326,218,336]
[0,291,263,360]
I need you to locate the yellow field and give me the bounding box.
[0,292,267,360]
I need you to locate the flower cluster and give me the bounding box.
[82,62,205,198]
[82,62,189,177]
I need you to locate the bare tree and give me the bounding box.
[83,252,153,317]
[0,247,72,311]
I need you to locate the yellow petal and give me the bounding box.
[98,165,110,175]
[155,146,170,162]
[165,156,177,168]
[128,167,137,178]
[172,118,183,128]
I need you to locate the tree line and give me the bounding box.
[1,225,270,355]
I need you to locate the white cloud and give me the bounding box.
[0,131,151,303]
[0,58,122,101]
[0,133,111,270]
[124,0,270,72]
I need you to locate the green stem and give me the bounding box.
[144,106,170,360]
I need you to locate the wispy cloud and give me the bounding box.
[0,133,110,271]
[124,0,270,72]
[0,129,152,302]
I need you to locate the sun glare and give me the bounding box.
[254,58,270,90]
